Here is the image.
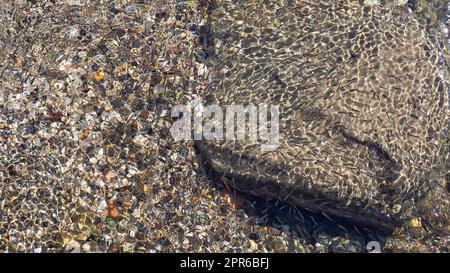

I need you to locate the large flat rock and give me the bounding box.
[198,0,449,231]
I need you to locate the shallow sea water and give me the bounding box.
[0,0,447,253]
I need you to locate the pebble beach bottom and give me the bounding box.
[0,0,448,253]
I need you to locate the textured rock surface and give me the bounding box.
[199,0,449,231]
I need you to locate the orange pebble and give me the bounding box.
[93,71,105,81]
[108,202,119,218]
[221,188,245,209]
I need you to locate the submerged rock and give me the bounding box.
[198,0,449,231]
